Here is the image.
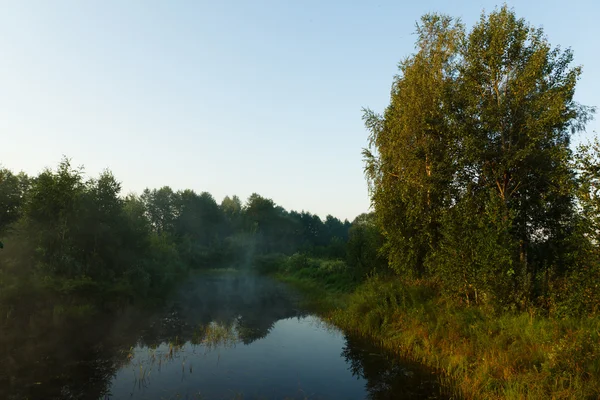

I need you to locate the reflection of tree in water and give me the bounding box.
[342,335,447,400]
[137,273,304,347]
[0,307,145,400]
[0,273,303,400]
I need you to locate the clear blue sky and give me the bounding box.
[1,1,598,221]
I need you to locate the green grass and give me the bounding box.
[271,258,600,399]
[261,254,355,311]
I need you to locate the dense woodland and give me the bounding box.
[0,158,365,311]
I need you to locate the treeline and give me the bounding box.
[0,158,354,308]
[362,6,600,316]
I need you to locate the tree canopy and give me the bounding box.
[363,5,596,310]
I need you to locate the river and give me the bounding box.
[1,272,446,399]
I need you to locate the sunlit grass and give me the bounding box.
[277,263,600,399]
[338,278,600,399]
[269,256,355,312]
[194,321,239,349]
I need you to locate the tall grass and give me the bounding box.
[261,254,355,311]
[273,258,600,399]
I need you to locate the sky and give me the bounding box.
[0,0,598,221]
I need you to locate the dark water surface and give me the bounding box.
[1,272,446,400]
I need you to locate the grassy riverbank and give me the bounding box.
[270,256,600,400]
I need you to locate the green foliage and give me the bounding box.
[575,138,600,243]
[253,253,286,274]
[548,264,600,318]
[221,195,243,233]
[282,252,318,271]
[0,157,355,310]
[277,254,356,296]
[140,186,177,234]
[282,268,600,399]
[427,191,517,308]
[363,13,463,277]
[0,168,28,234]
[363,5,596,311]
[346,213,387,280]
[340,277,437,336]
[237,193,351,258]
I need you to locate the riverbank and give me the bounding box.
[4,269,449,400]
[271,256,600,400]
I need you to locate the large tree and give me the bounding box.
[363,13,464,276]
[364,6,594,306]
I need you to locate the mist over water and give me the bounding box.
[1,272,444,400]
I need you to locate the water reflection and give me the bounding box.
[109,315,367,400]
[342,336,445,399]
[0,272,446,400]
[137,273,306,348]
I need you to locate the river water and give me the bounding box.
[1,272,446,400]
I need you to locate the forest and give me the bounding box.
[2,4,600,400]
[0,158,356,312]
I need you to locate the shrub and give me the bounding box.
[253,253,286,274]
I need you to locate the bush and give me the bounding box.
[253,253,286,274]
[548,264,600,318]
[320,259,347,273]
[284,252,319,271]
